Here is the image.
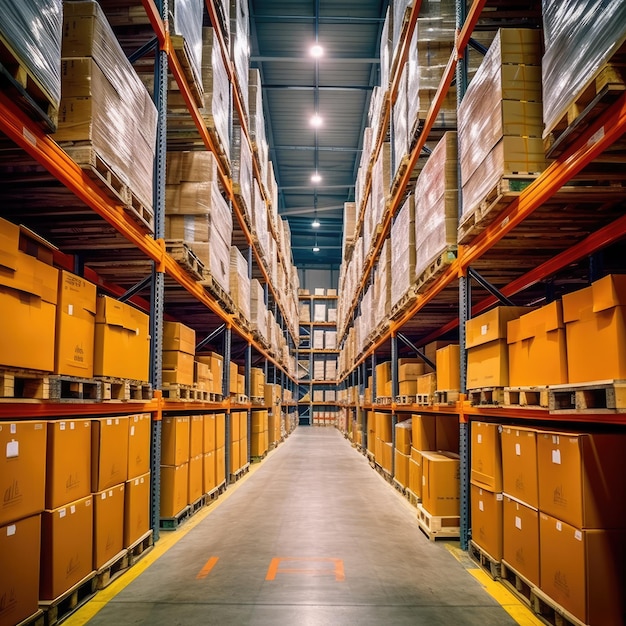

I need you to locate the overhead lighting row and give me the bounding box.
[311,44,324,250]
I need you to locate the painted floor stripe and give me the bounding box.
[196,556,220,579]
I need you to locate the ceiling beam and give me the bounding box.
[262,85,373,91]
[275,145,361,153]
[280,184,355,191]
[252,15,385,24]
[252,56,380,63]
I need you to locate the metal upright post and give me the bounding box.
[361,361,367,448]
[245,342,252,464]
[224,326,232,484]
[149,0,168,540]
[391,333,398,478]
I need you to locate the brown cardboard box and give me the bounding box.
[394,450,409,487]
[196,352,224,394]
[216,446,225,486]
[161,417,190,467]
[424,340,455,374]
[421,451,460,517]
[215,413,226,449]
[471,422,502,491]
[417,373,437,395]
[436,345,460,390]
[203,413,216,453]
[264,383,281,408]
[0,251,58,371]
[501,426,538,508]
[537,431,626,529]
[471,483,503,560]
[230,412,241,442]
[409,454,422,498]
[503,496,539,586]
[381,442,393,473]
[562,274,626,382]
[239,436,248,469]
[203,451,216,494]
[229,361,239,394]
[395,420,412,455]
[123,472,150,548]
[251,410,268,434]
[398,359,425,381]
[92,483,125,569]
[127,414,151,480]
[376,412,393,443]
[162,350,195,386]
[163,321,196,354]
[194,361,212,389]
[0,216,19,272]
[230,439,241,472]
[411,414,436,451]
[55,271,96,377]
[91,417,129,492]
[94,296,150,381]
[0,514,41,626]
[436,415,460,454]
[375,361,391,397]
[160,463,189,518]
[539,513,626,625]
[399,380,418,396]
[251,430,268,457]
[187,454,204,504]
[0,421,46,526]
[237,373,246,395]
[189,415,204,458]
[507,301,568,387]
[40,495,93,600]
[250,367,265,397]
[46,419,91,509]
[268,412,281,445]
[239,411,247,439]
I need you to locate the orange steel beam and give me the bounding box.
[140,0,166,48]
[0,400,160,420]
[389,1,422,103]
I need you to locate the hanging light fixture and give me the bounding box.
[310,44,324,58]
[311,172,322,184]
[312,217,321,228]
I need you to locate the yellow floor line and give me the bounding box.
[64,450,270,626]
[446,545,543,626]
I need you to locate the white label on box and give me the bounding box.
[479,500,484,511]
[477,434,482,444]
[480,324,488,335]
[131,426,135,437]
[515,516,522,530]
[68,304,74,316]
[556,521,562,531]
[552,449,561,465]
[552,435,559,444]
[59,508,66,518]
[140,477,145,484]
[70,422,75,430]
[575,530,582,541]
[60,422,66,431]
[108,490,113,497]
[115,418,120,425]
[515,443,521,456]
[70,505,76,514]
[107,419,112,426]
[101,492,106,500]
[6,525,16,537]
[10,424,16,434]
[496,493,503,501]
[6,440,18,458]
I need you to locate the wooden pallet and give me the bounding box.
[127,530,154,567]
[200,271,235,314]
[468,387,505,406]
[160,505,192,530]
[162,383,199,402]
[39,572,97,626]
[415,245,457,293]
[165,240,205,279]
[250,396,265,405]
[390,286,419,320]
[169,33,203,107]
[375,397,393,405]
[97,377,152,402]
[62,144,154,233]
[434,389,460,406]
[499,560,534,607]
[229,463,250,483]
[230,393,249,405]
[458,176,539,245]
[392,478,406,495]
[504,386,549,409]
[468,540,501,580]
[416,503,460,541]
[548,379,626,413]
[395,395,416,405]
[190,494,207,515]
[414,393,434,406]
[15,609,45,626]
[0,368,50,399]
[251,450,268,463]
[95,549,129,591]
[405,488,420,508]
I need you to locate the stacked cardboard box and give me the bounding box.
[162,321,196,386]
[435,345,460,392]
[229,0,250,116]
[394,419,412,487]
[229,247,251,323]
[187,415,204,505]
[250,279,269,344]
[252,180,269,259]
[373,240,391,331]
[196,352,224,396]
[124,414,151,547]
[231,124,253,224]
[397,359,425,397]
[160,417,190,519]
[390,195,416,311]
[251,410,269,457]
[229,411,248,473]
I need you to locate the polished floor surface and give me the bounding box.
[81,428,519,625]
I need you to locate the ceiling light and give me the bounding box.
[310,114,323,128]
[311,173,322,184]
[310,44,324,58]
[313,245,320,253]
[312,218,321,228]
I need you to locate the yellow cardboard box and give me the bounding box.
[436,345,460,391]
[421,451,460,517]
[163,321,196,354]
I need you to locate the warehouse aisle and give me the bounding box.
[80,428,518,625]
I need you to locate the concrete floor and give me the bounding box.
[84,428,517,625]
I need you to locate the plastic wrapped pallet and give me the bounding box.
[230,0,249,116]
[458,29,545,219]
[392,0,412,62]
[171,0,204,93]
[250,279,268,341]
[326,359,337,381]
[374,239,391,330]
[166,150,218,186]
[229,247,250,322]
[370,143,392,250]
[59,1,157,207]
[542,0,626,138]
[393,64,409,179]
[231,124,253,222]
[313,330,325,350]
[414,132,458,280]
[0,0,62,108]
[391,194,416,311]
[252,180,269,258]
[248,68,267,149]
[313,303,326,323]
[380,8,392,90]
[202,27,230,160]
[325,331,337,350]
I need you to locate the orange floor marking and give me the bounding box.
[196,556,220,579]
[265,557,345,581]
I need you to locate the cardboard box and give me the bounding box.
[436,415,460,454]
[264,383,281,408]
[215,446,225,485]
[436,345,460,390]
[471,422,502,491]
[55,271,96,377]
[94,296,150,381]
[162,350,195,386]
[187,455,204,504]
[161,417,190,467]
[215,413,226,449]
[250,367,265,397]
[398,359,425,381]
[399,380,418,396]
[182,417,200,464]
[123,472,150,548]
[421,451,460,517]
[375,412,392,443]
[91,417,129,492]
[375,361,391,398]
[230,439,241,472]
[251,410,268,434]
[503,496,539,586]
[395,420,412,455]
[381,442,393,473]
[196,352,224,395]
[539,513,626,625]
[411,414,436,451]
[562,274,626,382]
[537,431,626,529]
[203,451,216,494]
[251,430,268,457]
[409,455,422,498]
[237,373,245,396]
[194,361,212,389]
[417,372,436,395]
[0,216,19,272]
[127,414,151,480]
[92,483,125,569]
[501,426,538,508]
[0,514,41,626]
[229,361,239,394]
[239,411,247,439]
[40,495,93,600]
[471,484,503,560]
[239,436,248,469]
[230,412,240,442]
[163,321,196,354]
[0,421,46,526]
[507,301,568,387]
[0,251,58,371]
[46,419,92,509]
[394,450,409,487]
[203,414,216,453]
[160,463,189,518]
